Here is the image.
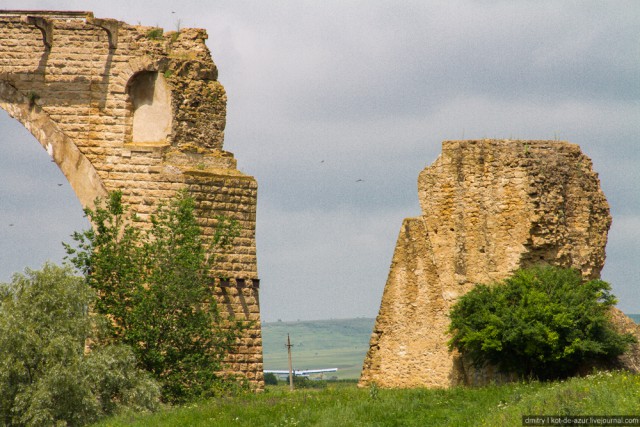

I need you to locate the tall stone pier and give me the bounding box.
[0,11,263,388]
[360,139,639,388]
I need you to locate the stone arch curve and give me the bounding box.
[0,81,107,208]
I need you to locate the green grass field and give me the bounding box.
[92,315,640,426]
[261,318,375,380]
[94,371,640,426]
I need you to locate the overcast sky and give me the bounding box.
[1,1,639,321]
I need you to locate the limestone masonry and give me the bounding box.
[360,139,640,388]
[0,11,263,387]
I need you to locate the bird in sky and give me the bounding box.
[356,179,364,183]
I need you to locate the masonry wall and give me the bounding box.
[0,11,263,388]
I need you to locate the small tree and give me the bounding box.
[448,266,636,380]
[65,190,246,403]
[0,263,159,427]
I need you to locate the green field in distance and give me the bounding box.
[261,318,375,380]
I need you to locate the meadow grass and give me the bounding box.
[481,370,640,426]
[92,371,640,427]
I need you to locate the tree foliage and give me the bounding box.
[0,263,159,427]
[65,190,246,403]
[448,266,636,380]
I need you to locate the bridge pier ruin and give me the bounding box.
[0,10,263,388]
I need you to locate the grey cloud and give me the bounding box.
[210,1,640,123]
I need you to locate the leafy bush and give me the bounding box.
[0,263,159,427]
[65,191,247,403]
[263,372,279,385]
[448,266,636,380]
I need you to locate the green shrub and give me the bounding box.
[65,191,246,403]
[0,263,159,427]
[448,266,636,380]
[263,372,279,385]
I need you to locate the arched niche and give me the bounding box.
[127,71,172,144]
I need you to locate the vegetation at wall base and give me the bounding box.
[64,190,246,404]
[91,371,640,427]
[448,266,636,380]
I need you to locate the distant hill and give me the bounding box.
[261,315,640,380]
[261,318,375,379]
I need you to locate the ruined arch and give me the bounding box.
[0,81,107,208]
[0,10,263,388]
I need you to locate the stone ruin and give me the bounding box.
[359,139,640,388]
[0,11,263,387]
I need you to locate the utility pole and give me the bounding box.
[286,333,294,391]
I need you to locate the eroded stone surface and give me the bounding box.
[360,139,638,388]
[0,11,263,388]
